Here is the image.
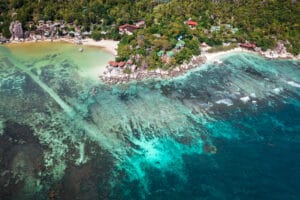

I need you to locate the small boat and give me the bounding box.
[78,47,84,52]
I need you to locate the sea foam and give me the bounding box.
[286,81,300,88]
[240,96,250,103]
[215,99,233,106]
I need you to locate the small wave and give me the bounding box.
[215,99,233,106]
[250,93,256,98]
[273,88,283,94]
[240,96,250,103]
[286,81,300,88]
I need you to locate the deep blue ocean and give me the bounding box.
[0,45,299,199]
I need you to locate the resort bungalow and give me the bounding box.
[157,50,165,57]
[240,42,256,50]
[44,31,50,37]
[69,31,75,37]
[232,28,239,34]
[210,25,221,32]
[126,60,133,65]
[185,20,198,29]
[83,31,91,37]
[167,50,175,57]
[38,20,45,27]
[119,24,139,35]
[53,22,60,27]
[175,40,185,49]
[224,24,232,30]
[35,34,42,40]
[0,36,8,44]
[135,20,146,28]
[161,50,175,63]
[118,62,126,68]
[108,61,119,67]
[46,20,53,26]
[26,21,35,29]
[201,42,209,47]
[74,32,81,38]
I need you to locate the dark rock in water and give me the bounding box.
[245,67,264,78]
[0,121,45,200]
[30,68,38,75]
[61,62,71,69]
[1,121,39,144]
[40,65,56,83]
[59,143,114,200]
[22,73,45,96]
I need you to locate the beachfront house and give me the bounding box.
[83,31,91,37]
[157,50,165,57]
[108,61,128,68]
[232,28,239,34]
[0,36,8,44]
[119,21,146,35]
[240,42,256,50]
[175,40,185,49]
[109,61,119,68]
[118,62,126,68]
[119,24,139,35]
[127,60,133,66]
[46,20,53,26]
[38,20,45,27]
[167,51,175,57]
[210,25,221,32]
[201,42,209,48]
[68,31,75,37]
[26,21,35,29]
[135,20,146,28]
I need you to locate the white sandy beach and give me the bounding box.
[202,47,299,62]
[201,46,296,62]
[57,38,119,55]
[202,47,251,63]
[80,39,119,56]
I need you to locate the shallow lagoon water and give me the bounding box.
[0,43,299,199]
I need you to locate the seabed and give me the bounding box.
[0,43,300,199]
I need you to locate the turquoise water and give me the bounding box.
[0,44,299,199]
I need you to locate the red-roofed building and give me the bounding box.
[186,20,198,28]
[240,42,256,50]
[119,24,138,35]
[127,60,133,65]
[118,62,126,68]
[201,42,209,47]
[108,61,119,67]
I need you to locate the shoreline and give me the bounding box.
[100,47,300,85]
[2,39,299,85]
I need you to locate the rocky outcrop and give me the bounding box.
[100,55,207,84]
[9,21,23,40]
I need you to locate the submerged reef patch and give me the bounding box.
[0,45,300,199]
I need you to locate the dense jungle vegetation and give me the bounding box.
[1,0,299,67]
